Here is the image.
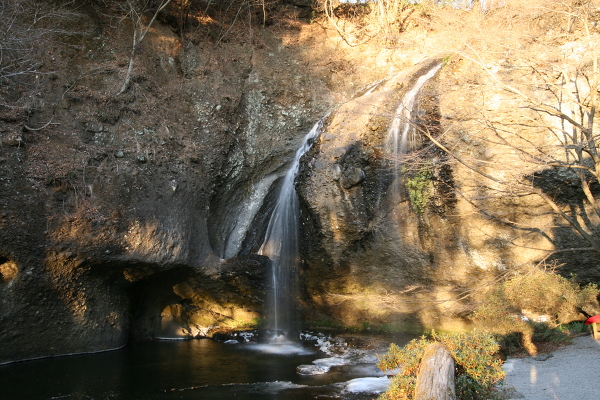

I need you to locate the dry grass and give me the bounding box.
[313,0,597,57]
[470,268,599,355]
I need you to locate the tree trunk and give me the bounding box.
[117,35,138,96]
[414,343,456,400]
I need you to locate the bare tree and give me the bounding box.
[316,0,418,47]
[0,0,78,83]
[113,0,173,95]
[417,1,600,260]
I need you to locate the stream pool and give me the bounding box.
[0,335,407,399]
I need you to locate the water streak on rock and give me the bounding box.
[386,64,441,203]
[386,64,442,157]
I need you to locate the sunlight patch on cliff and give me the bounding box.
[123,219,184,261]
[0,258,18,283]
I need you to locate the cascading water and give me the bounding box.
[259,119,323,339]
[386,64,442,158]
[385,64,441,202]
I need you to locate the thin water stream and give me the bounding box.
[386,64,442,157]
[259,120,324,334]
[384,63,442,205]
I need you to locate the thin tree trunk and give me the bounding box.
[117,28,138,96]
[116,0,172,96]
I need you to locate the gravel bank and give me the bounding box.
[502,335,600,399]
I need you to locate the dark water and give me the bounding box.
[0,339,389,400]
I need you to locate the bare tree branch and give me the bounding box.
[116,0,173,96]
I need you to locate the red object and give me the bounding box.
[585,314,600,325]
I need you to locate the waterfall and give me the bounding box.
[385,64,441,204]
[386,64,442,157]
[259,119,323,337]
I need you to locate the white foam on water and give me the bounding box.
[239,332,254,342]
[346,363,386,376]
[296,356,350,375]
[175,380,308,395]
[296,364,330,375]
[244,342,315,356]
[343,376,391,393]
[270,333,289,344]
[312,357,347,367]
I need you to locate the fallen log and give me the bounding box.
[414,342,456,400]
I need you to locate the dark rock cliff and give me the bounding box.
[0,3,336,363]
[1,1,599,364]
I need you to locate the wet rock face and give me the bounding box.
[340,166,366,189]
[296,58,600,332]
[296,62,470,330]
[205,57,329,259]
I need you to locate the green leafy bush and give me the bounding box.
[406,167,433,214]
[559,321,587,335]
[377,331,505,400]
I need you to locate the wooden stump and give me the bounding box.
[414,343,456,400]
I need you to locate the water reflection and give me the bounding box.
[0,339,389,399]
